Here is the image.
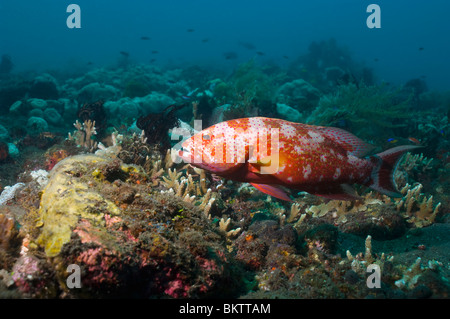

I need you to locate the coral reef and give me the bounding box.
[0,40,448,299]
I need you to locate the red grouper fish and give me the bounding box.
[178,117,421,201]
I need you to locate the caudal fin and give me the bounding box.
[366,145,422,197]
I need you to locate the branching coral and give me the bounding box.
[394,257,443,290]
[346,235,394,275]
[160,167,218,218]
[395,183,441,228]
[218,217,241,238]
[67,119,98,152]
[304,193,387,223]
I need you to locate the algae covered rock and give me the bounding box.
[28,153,243,298]
[36,154,120,257]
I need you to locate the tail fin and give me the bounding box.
[366,145,422,197]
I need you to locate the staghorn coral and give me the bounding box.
[346,235,394,275]
[394,257,443,290]
[218,217,241,238]
[67,119,98,152]
[395,183,441,228]
[159,163,218,218]
[304,193,386,223]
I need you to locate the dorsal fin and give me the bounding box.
[316,126,375,157]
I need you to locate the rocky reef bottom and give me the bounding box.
[0,145,449,299]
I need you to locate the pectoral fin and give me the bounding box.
[250,183,292,201]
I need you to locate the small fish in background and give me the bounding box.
[180,88,199,100]
[256,51,265,56]
[119,51,130,57]
[419,47,424,51]
[223,52,238,60]
[179,117,421,201]
[387,138,398,144]
[140,36,151,40]
[408,137,421,145]
[373,58,379,62]
[151,50,159,54]
[201,38,210,43]
[282,55,289,59]
[187,28,195,32]
[149,58,157,63]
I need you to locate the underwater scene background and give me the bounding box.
[0,0,449,299]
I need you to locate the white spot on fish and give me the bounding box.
[287,176,293,182]
[307,130,325,143]
[248,117,265,130]
[320,155,327,162]
[281,124,296,138]
[294,146,303,154]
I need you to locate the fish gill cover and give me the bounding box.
[0,0,448,304]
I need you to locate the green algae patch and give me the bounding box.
[36,154,121,257]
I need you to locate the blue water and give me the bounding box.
[1,0,449,90]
